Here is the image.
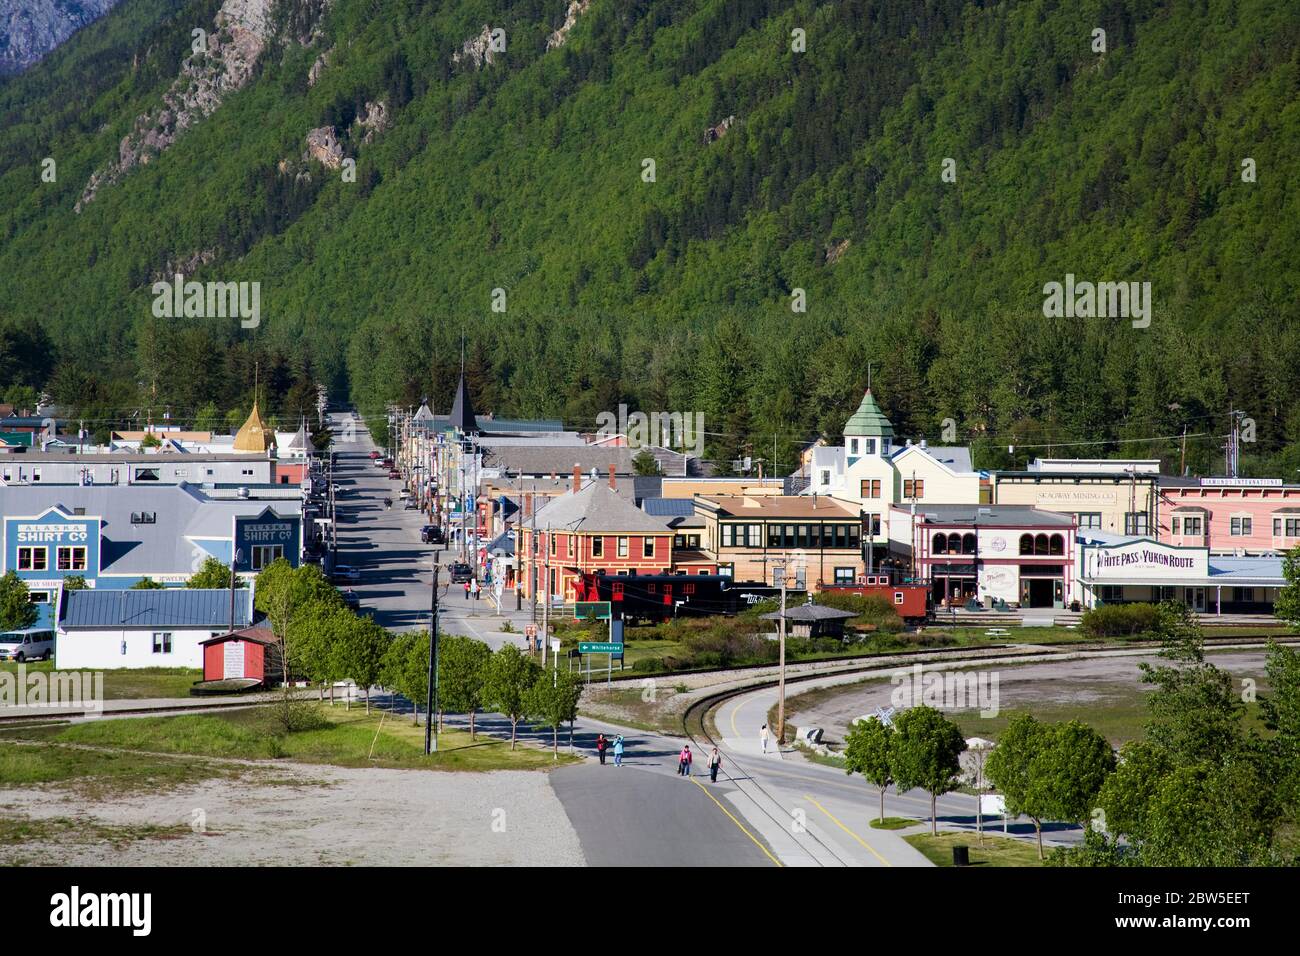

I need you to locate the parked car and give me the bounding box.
[0,628,55,662]
[398,488,410,499]
[420,525,445,544]
[331,565,361,583]
[448,563,473,584]
[388,470,400,480]
[368,451,381,460]
[404,501,419,510]
[374,458,387,468]
[341,590,361,609]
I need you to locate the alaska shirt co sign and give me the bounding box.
[234,509,301,571]
[4,507,101,581]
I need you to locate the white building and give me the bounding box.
[56,588,255,670]
[804,390,984,566]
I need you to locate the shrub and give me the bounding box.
[1080,602,1165,638]
[813,592,904,632]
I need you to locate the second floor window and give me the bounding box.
[643,537,655,558]
[903,479,924,499]
[592,536,603,557]
[860,479,881,498]
[1230,516,1253,536]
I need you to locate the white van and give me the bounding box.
[0,628,55,663]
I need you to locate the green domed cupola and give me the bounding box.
[844,389,893,465]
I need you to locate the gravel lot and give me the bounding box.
[0,762,586,866]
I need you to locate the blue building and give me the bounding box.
[0,484,302,610]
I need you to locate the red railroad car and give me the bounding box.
[816,573,931,624]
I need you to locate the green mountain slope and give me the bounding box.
[1,0,1297,474]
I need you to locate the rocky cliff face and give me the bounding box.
[76,0,331,212]
[0,0,122,75]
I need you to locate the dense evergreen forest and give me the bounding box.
[0,0,1297,475]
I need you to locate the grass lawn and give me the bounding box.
[0,736,235,799]
[869,817,913,830]
[0,661,201,699]
[905,831,1046,867]
[0,704,577,772]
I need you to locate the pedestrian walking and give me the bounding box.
[463,580,471,599]
[678,744,693,777]
[708,747,722,783]
[596,733,608,765]
[613,735,624,766]
[760,723,769,753]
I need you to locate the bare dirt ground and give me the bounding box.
[784,650,1270,745]
[0,761,585,866]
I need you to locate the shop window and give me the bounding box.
[17,547,47,571]
[56,547,87,571]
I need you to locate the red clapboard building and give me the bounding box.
[518,466,674,604]
[200,626,280,684]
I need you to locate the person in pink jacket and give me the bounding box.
[677,745,693,777]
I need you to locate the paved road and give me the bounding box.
[327,411,531,644]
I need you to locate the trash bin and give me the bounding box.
[952,845,970,867]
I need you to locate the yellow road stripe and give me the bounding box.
[804,794,891,866]
[691,778,783,867]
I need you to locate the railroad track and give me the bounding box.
[679,635,1300,867]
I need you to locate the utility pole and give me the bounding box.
[425,565,441,754]
[541,541,550,667]
[777,561,788,747]
[514,471,523,611]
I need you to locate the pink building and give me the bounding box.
[1157,477,1300,555]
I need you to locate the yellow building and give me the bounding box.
[991,459,1159,535]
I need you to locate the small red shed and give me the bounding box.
[200,627,280,684]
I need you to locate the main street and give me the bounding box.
[325,410,1082,867]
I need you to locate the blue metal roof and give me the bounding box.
[60,588,254,629]
[641,497,697,517]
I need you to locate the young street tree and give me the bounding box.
[985,713,1051,857]
[888,705,966,835]
[1139,602,1244,765]
[381,633,428,726]
[256,559,343,685]
[187,556,243,589]
[525,669,584,758]
[484,644,541,750]
[843,715,894,822]
[440,635,491,738]
[0,571,37,631]
[341,616,391,714]
[1030,720,1115,847]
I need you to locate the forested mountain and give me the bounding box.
[0,0,1297,475]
